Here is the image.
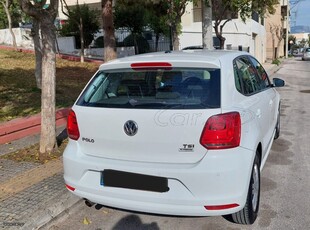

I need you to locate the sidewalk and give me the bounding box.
[0,58,284,230]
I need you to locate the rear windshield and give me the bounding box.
[76,68,221,109]
[306,48,310,52]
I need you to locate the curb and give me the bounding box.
[21,191,81,230]
[0,108,69,145]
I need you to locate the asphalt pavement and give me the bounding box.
[0,59,282,230]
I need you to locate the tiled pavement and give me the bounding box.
[0,159,39,184]
[0,173,64,228]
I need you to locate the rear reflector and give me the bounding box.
[204,203,239,210]
[200,112,241,149]
[66,184,75,191]
[131,62,172,70]
[67,109,80,140]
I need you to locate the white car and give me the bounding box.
[64,50,285,225]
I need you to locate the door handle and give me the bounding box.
[256,109,261,118]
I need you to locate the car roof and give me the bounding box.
[99,50,249,70]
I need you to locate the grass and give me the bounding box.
[0,49,100,122]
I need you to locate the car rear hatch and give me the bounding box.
[70,61,222,164]
[73,106,221,164]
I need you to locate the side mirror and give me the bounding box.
[273,78,285,87]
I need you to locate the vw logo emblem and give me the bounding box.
[124,120,138,136]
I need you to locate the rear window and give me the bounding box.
[76,68,220,109]
[306,48,310,52]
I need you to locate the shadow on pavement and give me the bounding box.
[112,214,159,230]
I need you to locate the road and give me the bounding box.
[42,57,310,230]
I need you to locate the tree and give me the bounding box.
[0,0,23,29]
[299,38,307,48]
[212,0,278,49]
[20,0,58,157]
[102,0,117,62]
[201,0,212,49]
[269,23,284,59]
[61,0,100,63]
[275,26,284,58]
[0,0,17,48]
[114,0,148,54]
[145,0,170,51]
[166,0,189,50]
[31,18,43,89]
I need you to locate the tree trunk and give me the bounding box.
[276,28,283,59]
[2,0,17,49]
[155,33,159,52]
[39,17,57,156]
[214,22,226,49]
[202,0,213,49]
[79,17,85,63]
[171,22,179,51]
[219,36,225,49]
[20,0,58,158]
[102,0,117,62]
[133,33,139,54]
[32,19,42,89]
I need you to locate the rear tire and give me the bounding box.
[274,113,280,140]
[231,154,260,225]
[274,111,280,140]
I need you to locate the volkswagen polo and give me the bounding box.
[63,50,284,225]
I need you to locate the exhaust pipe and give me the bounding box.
[84,199,95,207]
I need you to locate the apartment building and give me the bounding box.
[265,0,290,60]
[179,1,266,63]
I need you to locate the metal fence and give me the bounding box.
[115,29,171,54]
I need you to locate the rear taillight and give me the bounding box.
[65,184,75,191]
[200,112,241,149]
[67,109,80,140]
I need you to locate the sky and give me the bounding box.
[290,0,310,27]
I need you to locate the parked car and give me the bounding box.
[302,47,310,60]
[64,50,285,225]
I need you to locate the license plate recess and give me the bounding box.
[102,170,169,193]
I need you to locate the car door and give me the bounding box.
[248,56,277,145]
[233,56,271,157]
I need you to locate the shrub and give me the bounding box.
[272,59,281,66]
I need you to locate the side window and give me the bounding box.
[249,57,270,89]
[234,57,262,95]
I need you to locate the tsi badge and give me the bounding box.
[179,144,195,152]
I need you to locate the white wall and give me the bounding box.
[56,36,135,58]
[0,28,135,59]
[0,28,33,48]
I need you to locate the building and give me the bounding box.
[265,0,290,60]
[179,1,267,62]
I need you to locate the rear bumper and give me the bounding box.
[63,141,255,216]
